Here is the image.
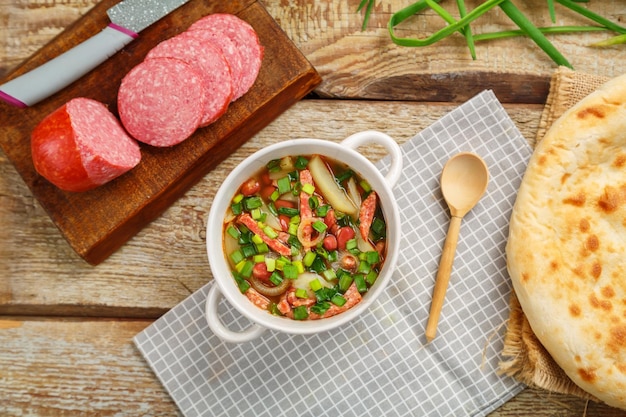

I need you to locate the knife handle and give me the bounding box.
[0,25,137,108]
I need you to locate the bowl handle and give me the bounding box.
[205,284,267,343]
[341,130,403,188]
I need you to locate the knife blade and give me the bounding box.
[0,0,190,108]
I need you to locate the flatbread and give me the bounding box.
[506,73,626,410]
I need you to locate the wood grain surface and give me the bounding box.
[2,0,626,416]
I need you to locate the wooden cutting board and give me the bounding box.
[0,0,321,265]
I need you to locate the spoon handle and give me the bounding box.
[425,215,462,343]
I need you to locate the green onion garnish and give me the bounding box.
[278,206,299,217]
[240,261,254,278]
[266,159,281,172]
[283,264,299,280]
[338,274,353,293]
[309,278,323,292]
[230,202,243,215]
[310,302,331,316]
[226,225,240,240]
[354,274,367,293]
[302,183,315,195]
[331,294,347,307]
[295,156,309,170]
[277,176,291,195]
[263,225,279,239]
[243,196,263,211]
[312,220,327,233]
[230,249,244,265]
[269,272,283,286]
[303,251,317,267]
[293,306,309,320]
[365,270,378,286]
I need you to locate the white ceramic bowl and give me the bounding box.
[205,130,403,343]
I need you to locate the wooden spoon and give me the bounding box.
[425,152,489,343]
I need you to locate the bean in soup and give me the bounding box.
[223,154,387,320]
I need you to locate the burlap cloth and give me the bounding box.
[499,66,610,400]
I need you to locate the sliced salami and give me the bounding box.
[146,33,233,126]
[117,57,207,147]
[181,28,244,101]
[31,97,141,192]
[187,13,264,100]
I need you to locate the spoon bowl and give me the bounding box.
[441,153,490,218]
[425,152,489,343]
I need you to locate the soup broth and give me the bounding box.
[223,154,387,320]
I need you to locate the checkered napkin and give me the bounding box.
[134,90,532,417]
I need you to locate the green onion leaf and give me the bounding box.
[240,261,254,278]
[230,249,244,265]
[278,206,300,217]
[312,220,328,233]
[226,225,240,240]
[354,274,367,293]
[277,176,291,195]
[310,302,331,316]
[243,196,263,211]
[310,278,323,292]
[293,305,309,320]
[283,264,299,280]
[331,294,347,307]
[269,272,283,286]
[295,156,309,170]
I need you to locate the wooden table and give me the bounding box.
[1,1,625,415]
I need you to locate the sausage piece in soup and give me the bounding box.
[223,154,387,320]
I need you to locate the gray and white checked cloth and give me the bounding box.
[134,90,532,417]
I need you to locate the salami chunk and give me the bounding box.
[146,33,233,126]
[188,14,264,100]
[31,97,141,192]
[117,57,207,147]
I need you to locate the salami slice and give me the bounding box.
[117,57,207,147]
[181,28,244,101]
[31,97,141,192]
[146,33,233,126]
[188,13,264,100]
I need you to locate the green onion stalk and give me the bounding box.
[356,0,626,68]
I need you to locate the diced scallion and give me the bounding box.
[312,220,327,233]
[309,278,323,292]
[263,225,279,239]
[243,196,263,211]
[354,274,367,293]
[230,249,244,265]
[226,225,240,240]
[338,274,353,293]
[283,264,298,279]
[303,251,317,267]
[270,272,283,286]
[277,176,291,195]
[302,183,315,195]
[331,294,347,307]
[240,261,254,278]
[295,288,308,299]
[295,156,309,169]
[293,306,309,320]
[310,302,330,315]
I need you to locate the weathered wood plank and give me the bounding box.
[2,1,625,103]
[0,317,622,416]
[0,99,543,317]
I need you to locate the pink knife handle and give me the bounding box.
[0,24,137,108]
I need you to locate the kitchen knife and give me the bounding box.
[0,0,190,108]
